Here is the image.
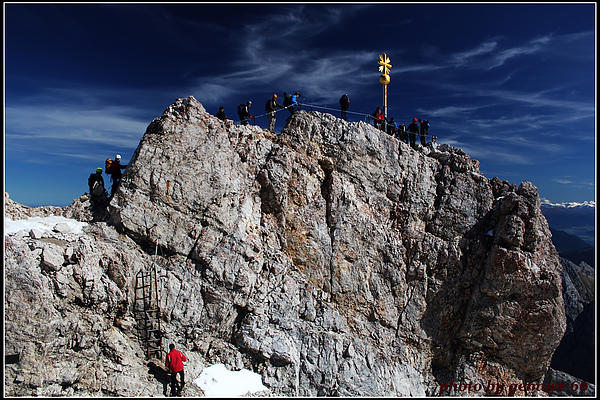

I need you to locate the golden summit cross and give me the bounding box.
[378,54,392,75]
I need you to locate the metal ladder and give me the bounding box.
[135,247,164,360]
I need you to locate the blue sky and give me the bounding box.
[4,3,596,207]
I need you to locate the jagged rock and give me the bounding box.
[544,367,595,396]
[550,257,595,384]
[4,96,567,396]
[4,191,108,224]
[559,258,594,331]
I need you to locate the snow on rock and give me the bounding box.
[4,215,88,235]
[193,364,270,397]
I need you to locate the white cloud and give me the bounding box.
[553,177,596,187]
[6,105,146,149]
[486,35,552,69]
[451,41,498,67]
[418,105,487,119]
[188,6,379,106]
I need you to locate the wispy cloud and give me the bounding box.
[188,6,380,107]
[553,177,596,188]
[417,105,489,119]
[5,98,148,159]
[486,34,552,69]
[451,41,498,67]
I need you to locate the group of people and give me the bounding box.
[215,92,435,148]
[216,92,302,132]
[87,154,127,206]
[372,108,433,148]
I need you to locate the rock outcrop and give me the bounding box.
[550,258,595,384]
[5,96,568,396]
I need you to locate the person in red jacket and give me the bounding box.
[372,107,386,131]
[166,343,187,396]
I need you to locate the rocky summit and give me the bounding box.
[5,96,569,396]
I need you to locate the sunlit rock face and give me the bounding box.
[5,96,565,396]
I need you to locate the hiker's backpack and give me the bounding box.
[265,99,274,111]
[91,180,105,197]
[283,94,292,106]
[237,104,246,116]
[424,120,430,130]
[105,158,114,175]
[340,94,349,105]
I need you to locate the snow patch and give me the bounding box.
[193,364,269,397]
[4,215,88,235]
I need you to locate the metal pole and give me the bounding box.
[383,84,388,120]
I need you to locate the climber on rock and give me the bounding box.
[105,154,127,198]
[166,343,187,397]
[88,167,108,206]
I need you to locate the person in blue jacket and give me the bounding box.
[291,92,301,114]
[284,92,301,115]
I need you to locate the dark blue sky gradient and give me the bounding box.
[4,3,596,207]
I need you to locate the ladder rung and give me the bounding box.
[137,269,163,361]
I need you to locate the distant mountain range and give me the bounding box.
[541,201,595,247]
[541,200,596,208]
[550,228,595,268]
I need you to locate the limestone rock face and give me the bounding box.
[4,96,566,396]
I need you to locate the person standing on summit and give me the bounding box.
[237,101,253,126]
[265,94,284,133]
[387,117,397,137]
[372,107,385,131]
[339,93,350,121]
[284,92,301,116]
[419,118,429,145]
[291,92,301,113]
[216,106,228,121]
[407,118,420,149]
[398,123,408,143]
